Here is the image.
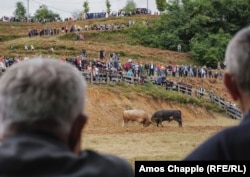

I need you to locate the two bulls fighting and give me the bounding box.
[122,109,182,128]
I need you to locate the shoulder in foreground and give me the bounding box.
[183,124,246,161]
[81,150,134,177]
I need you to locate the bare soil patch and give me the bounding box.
[81,85,240,166]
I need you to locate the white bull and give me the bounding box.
[122,110,151,127]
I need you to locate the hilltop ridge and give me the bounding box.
[0,14,233,111]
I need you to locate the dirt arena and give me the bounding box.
[80,85,240,166]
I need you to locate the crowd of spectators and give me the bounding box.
[1,54,237,117]
[27,19,136,39]
[0,53,223,83]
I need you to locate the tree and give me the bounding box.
[13,2,26,21]
[83,0,90,14]
[155,0,167,13]
[124,0,137,14]
[34,5,60,22]
[130,0,250,67]
[190,29,231,67]
[106,0,111,15]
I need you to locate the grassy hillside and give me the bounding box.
[0,15,190,63]
[0,14,240,164]
[0,14,232,103]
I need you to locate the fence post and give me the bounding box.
[107,72,110,84]
[90,72,93,84]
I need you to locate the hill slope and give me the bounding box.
[84,84,232,131]
[0,15,240,162]
[82,84,239,162]
[0,14,235,113]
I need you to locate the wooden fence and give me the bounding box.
[166,82,242,120]
[81,71,242,119]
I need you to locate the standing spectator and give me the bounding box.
[177,44,181,52]
[127,68,134,77]
[24,45,28,51]
[193,65,197,77]
[156,64,161,76]
[92,65,99,80]
[65,25,68,33]
[144,63,150,76]
[100,49,105,60]
[84,25,89,31]
[138,62,143,78]
[75,57,82,71]
[217,61,221,70]
[149,61,154,76]
[188,65,194,77]
[28,30,32,37]
[5,57,10,67]
[82,48,87,58]
[124,60,131,72]
[30,45,34,51]
[171,65,176,77]
[0,58,134,176]
[201,67,206,78]
[113,58,119,70]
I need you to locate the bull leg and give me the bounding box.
[156,120,164,127]
[156,120,160,127]
[122,120,125,127]
[137,119,144,127]
[142,120,148,127]
[173,117,182,127]
[122,120,128,127]
[151,119,157,126]
[142,121,145,127]
[157,119,164,127]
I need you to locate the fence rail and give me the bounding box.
[82,71,242,120]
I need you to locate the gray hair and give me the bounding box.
[0,58,87,136]
[225,26,250,93]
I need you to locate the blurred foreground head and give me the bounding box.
[0,58,87,140]
[224,26,250,115]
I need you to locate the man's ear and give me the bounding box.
[68,114,87,154]
[224,72,240,101]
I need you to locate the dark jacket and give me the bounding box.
[184,112,250,160]
[0,132,134,177]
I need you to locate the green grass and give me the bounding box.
[0,35,23,42]
[58,33,78,41]
[102,82,225,110]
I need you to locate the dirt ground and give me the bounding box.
[83,76,235,134]
[81,84,240,163]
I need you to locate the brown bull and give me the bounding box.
[122,110,151,127]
